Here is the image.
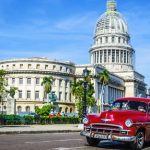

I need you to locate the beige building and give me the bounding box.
[0,57,75,113]
[0,0,147,114]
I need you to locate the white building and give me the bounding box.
[0,0,147,113]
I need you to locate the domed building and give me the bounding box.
[90,0,135,72]
[76,0,146,107]
[0,0,147,114]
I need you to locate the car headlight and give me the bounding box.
[125,119,133,127]
[82,117,89,124]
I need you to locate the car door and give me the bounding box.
[146,103,150,140]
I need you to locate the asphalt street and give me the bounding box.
[0,132,150,150]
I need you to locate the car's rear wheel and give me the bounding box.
[86,137,100,146]
[130,131,145,150]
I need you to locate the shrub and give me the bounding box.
[0,115,80,125]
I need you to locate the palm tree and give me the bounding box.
[98,69,110,112]
[0,69,6,114]
[41,76,53,103]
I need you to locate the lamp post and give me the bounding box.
[82,67,89,118]
[148,88,150,98]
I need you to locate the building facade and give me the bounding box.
[0,0,147,114]
[0,57,75,113]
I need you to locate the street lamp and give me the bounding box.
[82,67,89,118]
[148,88,150,98]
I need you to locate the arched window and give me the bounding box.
[26,106,30,113]
[17,106,22,113]
[70,108,73,113]
[65,107,68,113]
[59,107,62,113]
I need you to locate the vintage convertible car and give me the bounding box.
[80,97,150,150]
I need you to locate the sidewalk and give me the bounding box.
[0,124,83,134]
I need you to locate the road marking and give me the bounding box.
[51,146,88,150]
[25,139,82,144]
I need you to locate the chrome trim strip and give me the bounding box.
[80,131,136,142]
[91,123,123,129]
[90,127,129,132]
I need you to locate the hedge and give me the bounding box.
[0,115,80,125]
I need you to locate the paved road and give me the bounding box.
[0,132,150,150]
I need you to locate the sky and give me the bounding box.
[0,0,150,85]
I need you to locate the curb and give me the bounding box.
[0,130,82,135]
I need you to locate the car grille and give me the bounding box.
[85,123,128,135]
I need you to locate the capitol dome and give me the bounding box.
[96,0,128,35]
[90,0,135,72]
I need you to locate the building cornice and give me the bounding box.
[6,70,75,77]
[0,58,75,67]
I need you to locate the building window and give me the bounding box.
[60,66,62,71]
[108,50,111,62]
[6,65,9,68]
[118,37,121,43]
[36,78,40,85]
[100,51,103,63]
[12,64,15,69]
[52,79,56,86]
[69,93,71,102]
[53,65,56,70]
[105,37,108,43]
[65,80,68,88]
[116,50,119,63]
[121,51,123,63]
[19,78,23,84]
[19,90,22,98]
[65,107,68,113]
[112,50,115,62]
[20,64,23,69]
[5,78,8,86]
[66,67,68,72]
[17,106,22,113]
[65,92,67,101]
[36,64,40,69]
[27,78,31,84]
[26,106,30,113]
[27,91,31,99]
[70,108,73,113]
[59,79,62,87]
[70,69,72,73]
[12,78,15,84]
[28,64,31,69]
[104,51,107,62]
[59,92,62,100]
[35,91,39,100]
[45,65,48,70]
[124,51,126,63]
[100,38,102,43]
[112,36,115,43]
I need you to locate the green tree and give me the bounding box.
[98,69,110,112]
[35,104,53,116]
[0,69,7,114]
[71,77,95,118]
[41,76,53,103]
[9,87,18,98]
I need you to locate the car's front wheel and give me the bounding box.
[130,131,145,150]
[86,137,100,146]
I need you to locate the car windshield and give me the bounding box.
[110,100,147,112]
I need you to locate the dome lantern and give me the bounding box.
[107,0,117,12]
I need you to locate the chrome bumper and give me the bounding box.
[80,131,136,142]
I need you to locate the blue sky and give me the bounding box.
[0,0,150,84]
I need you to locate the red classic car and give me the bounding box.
[81,97,150,150]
